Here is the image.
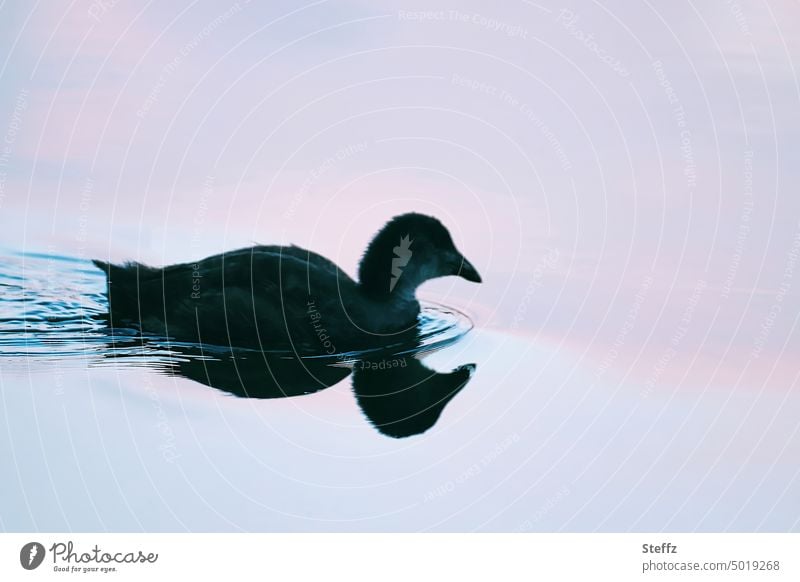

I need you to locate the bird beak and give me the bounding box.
[457,255,483,283]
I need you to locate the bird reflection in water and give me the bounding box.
[155,343,476,439]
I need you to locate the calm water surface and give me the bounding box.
[1,249,797,532]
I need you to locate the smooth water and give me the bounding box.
[2,248,798,532]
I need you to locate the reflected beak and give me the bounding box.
[457,255,483,283]
[456,363,478,378]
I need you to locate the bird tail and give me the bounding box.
[92,259,111,274]
[92,259,145,325]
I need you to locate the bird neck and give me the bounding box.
[358,230,422,300]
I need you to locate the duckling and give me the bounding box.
[93,213,482,352]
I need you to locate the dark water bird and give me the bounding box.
[93,213,481,352]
